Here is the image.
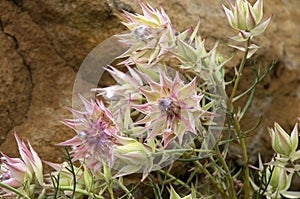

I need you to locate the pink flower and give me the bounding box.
[59,95,119,171]
[117,1,175,66]
[132,71,212,147]
[92,65,144,117]
[0,133,44,196]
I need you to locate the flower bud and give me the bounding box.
[223,0,272,41]
[270,123,299,157]
[113,137,153,180]
[269,166,292,192]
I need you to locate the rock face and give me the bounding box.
[0,0,299,165]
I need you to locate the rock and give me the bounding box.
[0,32,32,144]
[0,0,299,168]
[0,1,76,163]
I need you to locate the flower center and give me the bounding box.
[133,25,153,43]
[158,97,180,116]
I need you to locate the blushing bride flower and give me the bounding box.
[133,71,213,147]
[59,95,119,171]
[0,133,44,197]
[117,0,175,66]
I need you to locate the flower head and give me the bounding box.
[133,71,212,147]
[0,133,44,196]
[92,65,144,124]
[59,96,119,171]
[117,1,175,66]
[223,0,272,41]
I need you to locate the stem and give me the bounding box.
[0,182,31,199]
[108,183,115,199]
[114,179,134,198]
[232,115,250,198]
[157,169,191,191]
[46,185,104,199]
[226,38,251,199]
[214,145,237,199]
[193,161,228,198]
[230,38,251,102]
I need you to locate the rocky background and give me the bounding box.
[0,0,299,167]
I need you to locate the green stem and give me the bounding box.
[108,183,115,199]
[157,169,191,191]
[230,38,251,102]
[226,38,251,199]
[193,161,228,198]
[55,185,104,199]
[232,115,250,198]
[214,145,237,199]
[0,182,31,199]
[114,179,134,198]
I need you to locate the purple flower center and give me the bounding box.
[158,97,180,117]
[133,25,153,43]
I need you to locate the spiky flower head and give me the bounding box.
[223,0,272,42]
[117,1,175,66]
[92,65,144,120]
[133,71,212,147]
[59,96,119,171]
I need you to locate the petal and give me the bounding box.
[253,0,263,23]
[177,78,197,100]
[251,15,272,36]
[229,31,251,42]
[177,39,198,63]
[56,135,82,146]
[236,0,247,30]
[14,133,34,172]
[290,123,299,153]
[246,3,256,30]
[27,141,44,185]
[223,5,236,28]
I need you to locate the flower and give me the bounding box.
[59,95,119,171]
[92,65,144,129]
[117,0,175,66]
[223,0,272,41]
[132,71,212,147]
[0,133,44,196]
[269,122,300,161]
